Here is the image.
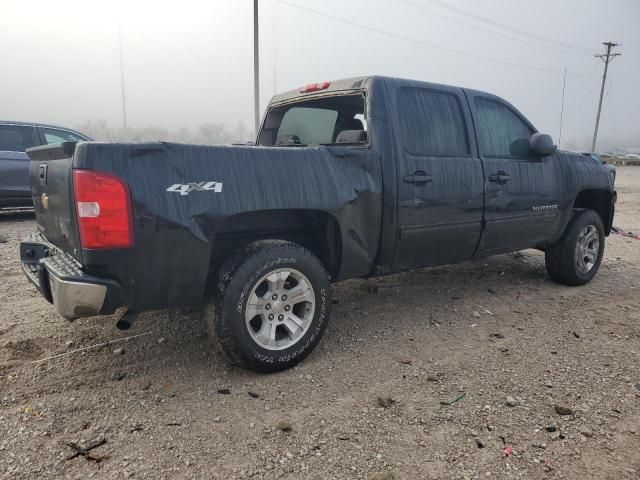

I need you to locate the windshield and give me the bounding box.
[258,93,367,147]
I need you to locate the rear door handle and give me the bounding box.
[403,171,433,185]
[488,172,511,184]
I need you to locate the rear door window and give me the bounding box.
[0,125,38,152]
[397,88,469,156]
[41,127,86,144]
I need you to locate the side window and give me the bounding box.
[41,127,85,144]
[474,98,533,158]
[397,89,469,156]
[0,125,37,152]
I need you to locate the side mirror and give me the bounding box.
[529,133,557,156]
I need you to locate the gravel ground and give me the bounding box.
[1,167,639,480]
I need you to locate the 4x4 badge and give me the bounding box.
[166,182,223,196]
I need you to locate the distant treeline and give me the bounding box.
[74,120,253,145]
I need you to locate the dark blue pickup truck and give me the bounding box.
[20,76,616,371]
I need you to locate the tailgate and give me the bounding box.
[26,142,82,261]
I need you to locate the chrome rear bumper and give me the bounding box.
[48,275,107,319]
[20,231,122,320]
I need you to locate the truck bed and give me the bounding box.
[26,141,382,312]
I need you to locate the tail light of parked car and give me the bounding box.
[72,170,134,249]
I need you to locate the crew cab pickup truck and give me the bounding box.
[20,76,616,372]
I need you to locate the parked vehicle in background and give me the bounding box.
[0,121,90,209]
[20,76,616,372]
[581,152,605,163]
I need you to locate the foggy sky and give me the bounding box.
[1,0,638,150]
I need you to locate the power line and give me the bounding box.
[400,0,590,57]
[604,73,618,143]
[421,0,592,55]
[563,75,600,128]
[563,60,601,113]
[273,0,562,75]
[528,58,599,144]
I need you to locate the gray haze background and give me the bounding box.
[1,0,638,150]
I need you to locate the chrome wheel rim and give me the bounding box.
[575,225,600,274]
[244,268,315,351]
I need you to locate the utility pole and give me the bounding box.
[117,18,128,129]
[591,41,620,152]
[253,0,260,135]
[272,0,277,96]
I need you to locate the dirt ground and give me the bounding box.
[1,168,639,480]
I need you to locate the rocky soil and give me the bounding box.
[1,167,639,479]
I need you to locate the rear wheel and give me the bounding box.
[545,209,605,286]
[204,240,331,372]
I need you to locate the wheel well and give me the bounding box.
[573,189,613,235]
[207,210,341,288]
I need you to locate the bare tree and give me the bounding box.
[74,120,252,145]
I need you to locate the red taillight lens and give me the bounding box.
[299,81,330,93]
[73,169,134,249]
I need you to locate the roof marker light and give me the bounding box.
[299,81,331,93]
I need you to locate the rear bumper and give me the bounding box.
[20,231,123,319]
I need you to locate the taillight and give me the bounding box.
[299,81,330,93]
[73,169,134,249]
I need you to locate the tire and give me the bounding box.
[545,209,605,286]
[204,240,331,372]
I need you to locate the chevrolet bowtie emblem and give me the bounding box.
[41,193,49,209]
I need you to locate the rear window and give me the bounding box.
[397,88,469,156]
[278,107,338,145]
[0,124,38,152]
[259,93,367,146]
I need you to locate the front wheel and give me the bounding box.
[205,240,331,372]
[545,209,605,286]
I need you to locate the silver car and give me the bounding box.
[0,121,90,209]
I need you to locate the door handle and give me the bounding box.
[403,171,433,185]
[488,172,511,184]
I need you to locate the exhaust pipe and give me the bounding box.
[116,310,136,330]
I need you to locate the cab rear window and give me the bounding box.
[259,94,367,147]
[277,108,338,145]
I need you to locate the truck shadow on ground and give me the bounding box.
[38,251,557,386]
